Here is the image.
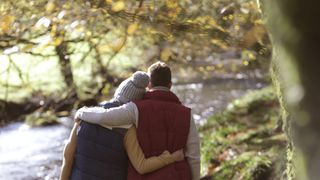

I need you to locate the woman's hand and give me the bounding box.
[162,149,184,162]
[171,149,184,162]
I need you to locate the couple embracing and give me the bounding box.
[60,62,200,180]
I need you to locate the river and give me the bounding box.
[0,79,266,180]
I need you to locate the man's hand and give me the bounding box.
[74,107,87,122]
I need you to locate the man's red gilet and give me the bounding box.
[128,90,192,180]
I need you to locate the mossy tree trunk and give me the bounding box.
[54,41,79,111]
[260,0,320,179]
[55,41,77,94]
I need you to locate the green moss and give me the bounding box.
[270,58,295,180]
[201,86,286,179]
[25,110,58,127]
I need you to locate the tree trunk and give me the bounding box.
[55,41,78,111]
[260,0,320,179]
[55,42,76,92]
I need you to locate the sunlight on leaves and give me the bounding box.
[127,23,139,35]
[160,48,173,61]
[98,44,110,53]
[0,15,15,34]
[248,52,256,60]
[193,16,225,32]
[165,0,181,18]
[35,17,51,29]
[46,1,56,13]
[112,1,125,12]
[217,63,224,68]
[50,24,57,37]
[57,11,66,19]
[105,0,113,5]
[166,0,178,9]
[52,37,63,46]
[110,38,126,52]
[241,24,267,48]
[21,44,34,52]
[211,39,228,50]
[3,46,19,55]
[62,2,72,10]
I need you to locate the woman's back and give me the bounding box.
[71,102,128,180]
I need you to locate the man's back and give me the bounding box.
[128,90,192,180]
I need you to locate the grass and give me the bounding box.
[200,86,286,180]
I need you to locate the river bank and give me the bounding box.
[200,86,286,180]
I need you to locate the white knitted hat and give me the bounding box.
[113,71,149,103]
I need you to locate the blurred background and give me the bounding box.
[0,0,286,179]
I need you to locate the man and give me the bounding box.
[76,62,200,180]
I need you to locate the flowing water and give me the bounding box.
[0,123,70,180]
[0,79,266,180]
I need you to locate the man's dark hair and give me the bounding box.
[148,61,171,87]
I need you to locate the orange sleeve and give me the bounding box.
[124,126,175,174]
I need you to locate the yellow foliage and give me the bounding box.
[50,24,57,37]
[46,1,56,13]
[165,34,174,42]
[194,16,224,32]
[86,31,92,37]
[248,52,256,60]
[57,111,69,116]
[127,23,139,35]
[259,47,268,55]
[105,0,113,5]
[21,44,34,52]
[52,37,63,46]
[161,48,173,61]
[62,3,72,9]
[148,4,155,11]
[110,38,126,52]
[98,44,110,53]
[0,15,15,34]
[166,0,179,9]
[165,0,180,18]
[206,66,215,71]
[234,25,240,31]
[211,39,228,50]
[217,63,224,68]
[102,84,111,96]
[207,18,218,27]
[112,1,125,12]
[231,63,237,72]
[168,7,181,18]
[241,24,267,48]
[198,66,205,72]
[243,60,249,66]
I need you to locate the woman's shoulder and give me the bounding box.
[98,100,120,109]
